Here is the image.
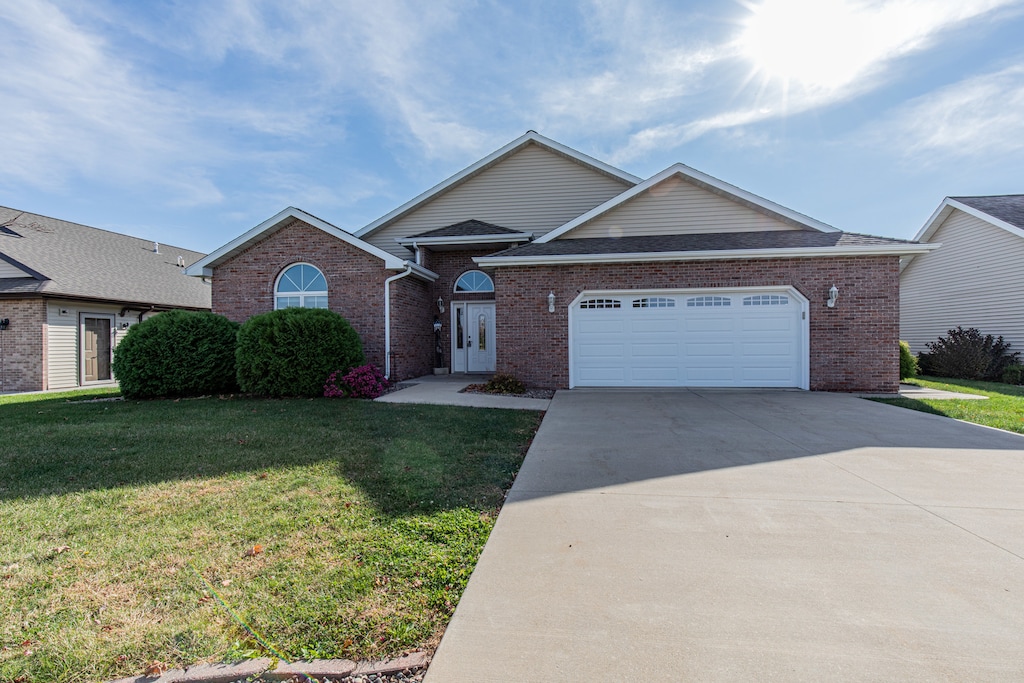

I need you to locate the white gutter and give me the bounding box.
[474,243,941,267]
[383,265,415,379]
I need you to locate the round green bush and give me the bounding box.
[898,340,918,380]
[112,310,240,399]
[236,308,364,397]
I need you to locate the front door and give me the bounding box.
[452,302,496,373]
[81,315,114,383]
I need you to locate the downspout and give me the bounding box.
[412,241,422,265]
[383,264,415,380]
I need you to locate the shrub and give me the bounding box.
[917,326,1019,381]
[324,364,390,399]
[112,310,239,399]
[1002,364,1024,385]
[236,308,364,397]
[898,341,918,380]
[483,373,525,395]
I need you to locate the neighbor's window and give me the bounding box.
[275,263,328,309]
[454,270,494,293]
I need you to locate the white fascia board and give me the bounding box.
[537,163,840,244]
[914,197,1024,242]
[395,233,532,247]
[475,243,940,267]
[184,207,406,277]
[354,131,640,239]
[406,261,440,281]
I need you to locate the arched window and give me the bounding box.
[454,270,494,293]
[275,263,328,309]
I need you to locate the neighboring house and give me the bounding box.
[901,195,1024,354]
[187,132,935,393]
[0,207,211,393]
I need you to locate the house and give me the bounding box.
[186,132,935,393]
[0,207,211,393]
[901,195,1024,354]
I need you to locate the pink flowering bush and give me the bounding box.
[324,364,390,399]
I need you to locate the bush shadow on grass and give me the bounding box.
[0,394,541,516]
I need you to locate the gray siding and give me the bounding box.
[0,259,30,277]
[900,209,1024,353]
[565,175,798,239]
[46,301,139,389]
[365,143,633,257]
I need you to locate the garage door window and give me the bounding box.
[687,296,731,307]
[580,299,622,309]
[633,297,675,308]
[743,294,789,306]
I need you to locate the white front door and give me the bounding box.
[452,302,496,373]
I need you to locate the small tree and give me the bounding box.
[917,326,1019,381]
[112,310,239,399]
[236,308,364,397]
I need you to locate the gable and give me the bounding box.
[0,255,32,278]
[363,143,634,257]
[558,174,801,240]
[901,207,1024,351]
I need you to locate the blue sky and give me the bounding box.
[1,0,1022,253]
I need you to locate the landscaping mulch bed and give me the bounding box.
[460,383,555,400]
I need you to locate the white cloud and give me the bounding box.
[603,0,1023,160]
[865,65,1024,160]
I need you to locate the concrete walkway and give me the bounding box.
[898,382,989,400]
[426,389,1024,682]
[376,374,551,410]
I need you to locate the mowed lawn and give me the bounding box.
[0,390,541,683]
[873,376,1024,434]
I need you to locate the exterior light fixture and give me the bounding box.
[827,284,839,308]
[436,296,445,313]
[0,318,8,331]
[432,317,442,333]
[547,292,556,313]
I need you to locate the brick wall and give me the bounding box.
[0,298,46,392]
[423,249,500,369]
[212,219,390,370]
[494,256,901,393]
[389,276,434,380]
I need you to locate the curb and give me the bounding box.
[108,652,429,683]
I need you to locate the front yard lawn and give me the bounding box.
[0,392,541,683]
[873,376,1024,434]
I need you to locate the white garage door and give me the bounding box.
[571,289,806,388]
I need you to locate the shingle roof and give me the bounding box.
[406,219,529,239]
[951,195,1024,230]
[0,207,210,309]
[485,230,915,258]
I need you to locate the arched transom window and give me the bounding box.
[275,263,328,309]
[454,270,494,293]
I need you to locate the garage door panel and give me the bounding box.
[572,289,804,388]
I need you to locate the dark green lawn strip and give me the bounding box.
[871,376,1024,434]
[0,395,541,682]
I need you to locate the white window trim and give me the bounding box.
[453,269,495,293]
[274,262,328,309]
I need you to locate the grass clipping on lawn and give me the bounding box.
[0,392,541,683]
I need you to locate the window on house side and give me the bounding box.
[275,263,329,309]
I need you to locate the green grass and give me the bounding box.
[0,393,541,682]
[873,376,1024,433]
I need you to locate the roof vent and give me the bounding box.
[176,256,185,267]
[153,241,160,254]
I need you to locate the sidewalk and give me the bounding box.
[376,374,552,410]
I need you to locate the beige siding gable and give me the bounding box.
[562,175,799,239]
[364,143,633,257]
[901,209,1024,353]
[0,258,30,278]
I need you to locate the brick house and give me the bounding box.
[0,207,211,393]
[187,132,935,393]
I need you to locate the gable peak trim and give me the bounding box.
[914,197,1024,243]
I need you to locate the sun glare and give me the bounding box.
[739,0,873,91]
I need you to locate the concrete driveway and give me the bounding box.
[425,389,1024,682]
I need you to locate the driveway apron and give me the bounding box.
[425,389,1024,682]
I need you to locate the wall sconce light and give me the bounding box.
[0,318,9,331]
[547,292,556,313]
[436,296,445,313]
[826,284,839,308]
